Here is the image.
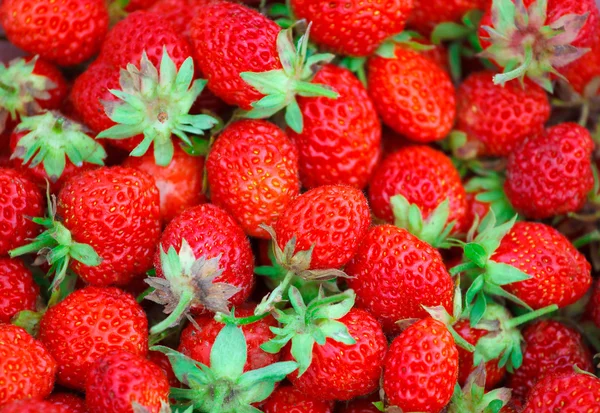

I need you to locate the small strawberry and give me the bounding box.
[86,350,170,413]
[0,0,109,66]
[0,400,69,413]
[45,393,87,413]
[0,324,57,405]
[0,257,38,323]
[409,0,490,35]
[263,385,334,413]
[206,119,300,238]
[38,286,149,390]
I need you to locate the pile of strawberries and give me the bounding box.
[1,0,600,411]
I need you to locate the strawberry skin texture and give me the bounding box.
[0,257,38,323]
[207,119,300,238]
[505,123,594,219]
[59,167,161,286]
[383,318,458,412]
[368,146,469,232]
[38,286,149,390]
[290,0,413,57]
[274,185,371,270]
[507,320,593,400]
[263,385,334,413]
[0,400,69,413]
[0,168,43,256]
[367,47,456,143]
[147,351,178,388]
[522,371,600,413]
[587,279,600,328]
[154,204,255,307]
[288,64,381,190]
[190,1,282,109]
[493,222,592,309]
[346,225,454,333]
[85,350,170,413]
[409,0,489,35]
[456,70,550,156]
[178,307,280,372]
[0,325,57,405]
[560,29,600,94]
[285,308,387,401]
[45,393,87,413]
[149,0,215,38]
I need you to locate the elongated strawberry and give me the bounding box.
[263,385,334,413]
[288,64,381,189]
[0,258,38,323]
[206,119,300,238]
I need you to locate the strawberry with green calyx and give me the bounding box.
[145,239,240,336]
[152,324,298,413]
[465,172,517,225]
[97,48,218,166]
[447,364,512,413]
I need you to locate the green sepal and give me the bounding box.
[447,363,512,413]
[339,57,367,86]
[465,172,518,225]
[211,324,247,380]
[11,310,44,336]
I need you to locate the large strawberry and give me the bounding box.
[0,258,38,323]
[206,119,300,238]
[263,385,334,413]
[38,286,149,390]
[409,0,490,35]
[0,0,109,66]
[288,64,381,190]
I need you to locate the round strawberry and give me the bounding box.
[45,393,87,413]
[263,385,334,413]
[384,318,459,412]
[0,324,56,405]
[38,286,149,390]
[0,257,38,323]
[0,0,109,66]
[206,119,300,238]
[86,350,169,413]
[0,400,69,413]
[288,64,381,190]
[409,0,490,35]
[367,46,456,143]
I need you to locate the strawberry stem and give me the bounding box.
[150,289,194,335]
[505,304,558,329]
[255,270,295,315]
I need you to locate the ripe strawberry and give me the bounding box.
[206,119,300,238]
[455,70,551,156]
[288,64,381,190]
[409,0,490,35]
[493,222,592,310]
[465,186,491,230]
[383,318,459,411]
[0,324,56,405]
[125,0,160,11]
[0,168,43,256]
[560,29,600,94]
[0,257,38,323]
[505,123,594,219]
[149,0,214,38]
[86,350,170,413]
[0,0,109,66]
[263,385,334,413]
[290,0,413,56]
[507,320,593,400]
[0,400,69,413]
[367,46,456,143]
[38,286,149,390]
[587,278,600,328]
[45,393,86,413]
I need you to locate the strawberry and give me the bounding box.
[383,317,459,412]
[263,385,334,413]
[587,278,600,328]
[455,70,551,156]
[125,0,160,11]
[336,398,380,413]
[288,64,381,190]
[206,119,300,238]
[290,0,413,56]
[149,0,214,38]
[45,393,86,413]
[0,168,43,256]
[0,0,109,66]
[147,351,178,388]
[86,350,170,413]
[504,123,595,219]
[0,257,38,323]
[507,320,593,400]
[447,364,512,413]
[38,286,149,390]
[0,400,69,413]
[0,324,57,405]
[367,46,456,143]
[560,28,600,94]
[409,0,490,35]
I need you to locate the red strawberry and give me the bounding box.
[206,119,300,238]
[0,400,69,413]
[367,46,456,143]
[149,0,214,38]
[455,70,551,156]
[383,317,459,412]
[290,0,413,56]
[45,393,86,413]
[507,320,593,400]
[0,0,109,66]
[38,286,149,390]
[560,28,600,94]
[0,168,43,256]
[263,385,334,413]
[125,0,160,11]
[0,324,56,405]
[447,364,512,412]
[587,278,600,328]
[147,351,178,388]
[0,257,38,323]
[288,64,381,190]
[409,0,490,35]
[493,222,592,310]
[86,350,169,413]
[505,123,594,219]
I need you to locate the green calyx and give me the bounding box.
[97,48,218,166]
[261,287,356,375]
[448,364,512,413]
[146,239,240,336]
[240,25,338,133]
[132,401,192,413]
[465,172,517,225]
[0,56,57,134]
[480,0,590,92]
[152,324,298,413]
[12,111,106,181]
